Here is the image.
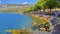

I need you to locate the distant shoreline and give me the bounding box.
[0,13,23,14]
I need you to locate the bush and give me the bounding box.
[31,15,50,32]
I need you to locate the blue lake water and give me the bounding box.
[0,14,33,34]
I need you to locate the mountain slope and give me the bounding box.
[0,4,32,13]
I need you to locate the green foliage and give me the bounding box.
[35,0,48,9]
[24,0,60,13]
[44,0,60,9]
[24,7,32,13]
[31,14,50,32]
[24,6,37,13]
[35,0,60,9]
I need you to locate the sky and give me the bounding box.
[0,0,37,4]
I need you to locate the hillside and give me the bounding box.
[0,4,32,13]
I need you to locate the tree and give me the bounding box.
[34,0,60,11]
[46,0,60,8]
[44,0,60,14]
[34,0,48,10]
[24,0,60,13]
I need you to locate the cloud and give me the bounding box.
[22,2,28,4]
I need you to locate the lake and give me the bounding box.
[0,13,33,34]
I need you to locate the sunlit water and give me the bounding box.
[0,13,33,34]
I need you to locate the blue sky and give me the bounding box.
[0,0,37,4]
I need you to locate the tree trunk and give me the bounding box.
[50,9,52,15]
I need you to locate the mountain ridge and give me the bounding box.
[0,4,33,10]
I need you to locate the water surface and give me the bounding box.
[0,13,33,33]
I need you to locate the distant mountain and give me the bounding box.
[0,4,32,13]
[0,4,32,10]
